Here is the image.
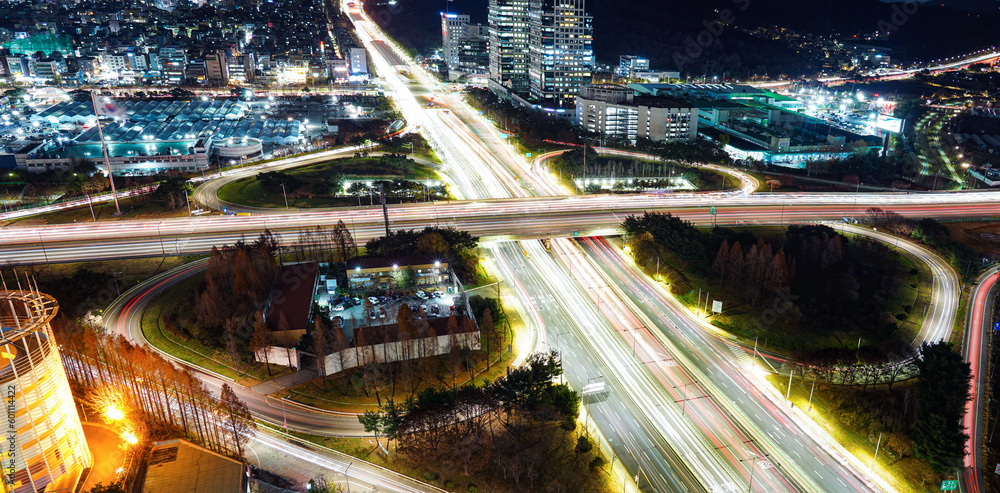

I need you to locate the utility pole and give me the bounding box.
[280,183,289,209]
[786,369,793,401]
[85,193,96,222]
[37,232,49,264]
[89,90,121,215]
[379,182,390,237]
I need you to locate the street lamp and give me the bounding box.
[280,182,289,209]
[739,446,770,493]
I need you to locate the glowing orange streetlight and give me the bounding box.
[104,405,124,422]
[120,428,138,446]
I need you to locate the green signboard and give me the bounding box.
[573,231,580,237]
[709,206,717,216]
[941,480,958,490]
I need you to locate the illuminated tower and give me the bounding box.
[0,289,92,493]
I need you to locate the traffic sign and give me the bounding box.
[994,321,1000,331]
[941,480,958,490]
[710,206,716,216]
[573,231,580,237]
[995,462,1000,474]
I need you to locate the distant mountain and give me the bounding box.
[885,0,1000,14]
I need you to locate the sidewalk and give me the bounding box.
[251,369,317,395]
[80,422,127,491]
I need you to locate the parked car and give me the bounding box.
[333,304,345,311]
[415,290,428,299]
[420,304,428,313]
[368,296,379,305]
[353,297,362,304]
[430,305,440,314]
[431,291,443,298]
[378,296,388,304]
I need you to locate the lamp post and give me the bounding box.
[739,448,770,493]
[156,223,165,255]
[635,445,658,490]
[280,182,289,209]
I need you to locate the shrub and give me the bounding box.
[468,486,479,493]
[444,480,455,488]
[561,416,577,431]
[422,472,438,481]
[589,456,606,471]
[576,436,593,453]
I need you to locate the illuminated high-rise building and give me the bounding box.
[488,0,530,93]
[0,289,92,493]
[527,0,593,107]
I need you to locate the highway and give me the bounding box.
[11,0,990,490]
[3,196,999,265]
[572,229,960,493]
[962,267,1000,493]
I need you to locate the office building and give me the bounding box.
[0,289,93,493]
[576,83,698,143]
[457,25,489,74]
[204,51,229,84]
[441,13,470,68]
[616,55,649,78]
[349,46,367,74]
[488,0,530,93]
[158,46,187,83]
[527,0,593,107]
[29,58,65,82]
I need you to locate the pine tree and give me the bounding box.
[912,342,971,473]
[713,239,730,279]
[312,315,328,389]
[219,383,256,460]
[727,242,744,287]
[249,314,275,376]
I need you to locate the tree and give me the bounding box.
[249,314,275,376]
[359,408,384,450]
[482,308,495,369]
[446,315,463,388]
[712,239,730,279]
[88,480,127,493]
[224,318,245,375]
[381,398,404,450]
[312,315,329,389]
[912,342,971,473]
[218,383,256,459]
